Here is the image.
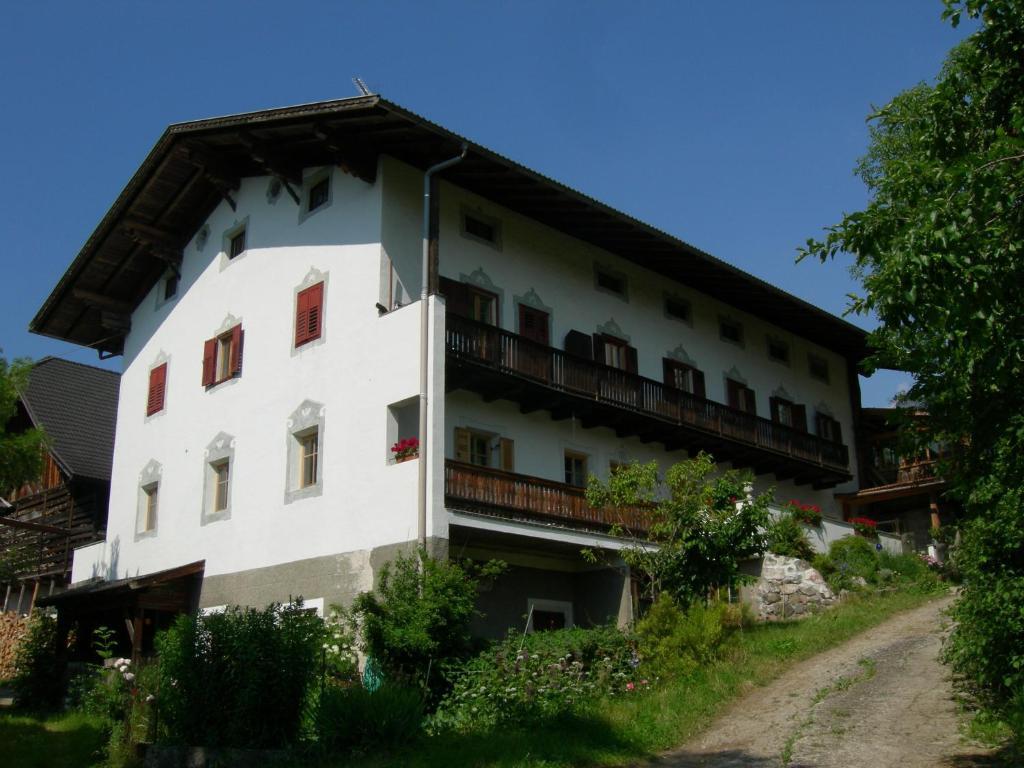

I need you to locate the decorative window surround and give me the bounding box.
[593,263,629,302]
[135,459,162,541]
[291,268,329,356]
[284,400,325,505]
[527,598,574,632]
[195,224,210,252]
[459,206,503,250]
[202,432,235,525]
[724,365,749,386]
[665,344,698,368]
[459,268,505,325]
[771,385,796,402]
[203,314,244,390]
[155,270,180,310]
[595,318,630,343]
[513,288,553,339]
[266,177,283,205]
[220,217,250,270]
[298,167,333,224]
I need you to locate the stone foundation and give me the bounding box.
[755,554,836,621]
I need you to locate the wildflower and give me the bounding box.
[626,682,635,691]
[124,672,136,682]
[145,694,156,703]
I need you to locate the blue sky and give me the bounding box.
[0,2,972,406]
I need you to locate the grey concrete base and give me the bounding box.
[198,537,447,611]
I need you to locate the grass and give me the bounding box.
[315,588,944,768]
[0,710,109,768]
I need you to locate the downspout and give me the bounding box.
[419,143,468,549]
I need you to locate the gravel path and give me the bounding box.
[650,594,1002,767]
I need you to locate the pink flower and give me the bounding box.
[626,682,635,691]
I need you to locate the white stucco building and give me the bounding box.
[32,95,886,643]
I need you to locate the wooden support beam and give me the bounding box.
[312,124,378,183]
[181,140,240,211]
[236,131,303,187]
[71,288,133,315]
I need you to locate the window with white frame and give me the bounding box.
[284,400,325,504]
[202,432,234,524]
[135,460,161,540]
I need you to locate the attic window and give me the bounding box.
[229,228,246,259]
[767,337,790,364]
[664,296,691,324]
[308,178,329,212]
[809,354,830,383]
[719,317,743,346]
[461,209,501,249]
[594,266,628,300]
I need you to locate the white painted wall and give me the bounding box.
[74,165,443,584]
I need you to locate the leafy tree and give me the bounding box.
[0,355,45,493]
[801,0,1024,710]
[586,452,771,606]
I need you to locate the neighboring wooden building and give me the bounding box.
[1,357,119,614]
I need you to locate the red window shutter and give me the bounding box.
[832,418,843,445]
[592,334,607,365]
[202,338,217,386]
[147,363,167,416]
[692,369,706,399]
[295,282,324,347]
[792,404,807,433]
[625,345,639,375]
[744,387,757,415]
[769,397,781,424]
[230,325,243,376]
[662,358,675,387]
[726,379,740,409]
[439,276,471,318]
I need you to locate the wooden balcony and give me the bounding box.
[445,460,652,533]
[445,313,852,489]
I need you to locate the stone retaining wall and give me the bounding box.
[755,554,836,621]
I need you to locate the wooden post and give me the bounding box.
[28,580,40,616]
[132,610,144,662]
[929,491,942,529]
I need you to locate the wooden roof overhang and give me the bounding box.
[36,560,204,614]
[31,95,870,362]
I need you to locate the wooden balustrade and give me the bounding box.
[445,461,651,533]
[446,313,850,472]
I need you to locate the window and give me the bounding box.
[770,397,807,431]
[593,334,638,373]
[595,266,627,299]
[212,460,230,513]
[470,432,491,467]
[139,483,158,534]
[454,427,513,471]
[469,286,498,325]
[228,228,246,259]
[146,363,167,416]
[663,359,706,398]
[518,305,550,345]
[564,451,588,488]
[164,274,179,301]
[816,413,843,443]
[809,354,830,383]
[308,178,329,212]
[295,282,324,347]
[299,430,319,488]
[664,296,691,324]
[719,318,744,346]
[527,598,574,632]
[460,209,502,249]
[767,338,790,365]
[202,325,243,387]
[726,378,757,415]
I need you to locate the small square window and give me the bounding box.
[164,274,179,301]
[308,178,329,212]
[809,354,830,383]
[767,338,790,364]
[719,318,743,346]
[665,296,691,323]
[595,268,627,298]
[460,209,502,249]
[229,229,246,259]
[212,460,230,513]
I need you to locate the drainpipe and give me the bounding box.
[418,143,468,549]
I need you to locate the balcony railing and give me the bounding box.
[445,313,849,474]
[445,460,652,533]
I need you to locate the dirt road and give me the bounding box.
[654,595,1003,767]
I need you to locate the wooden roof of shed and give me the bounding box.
[31,95,869,361]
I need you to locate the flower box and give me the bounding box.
[391,436,419,463]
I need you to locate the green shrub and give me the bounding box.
[351,549,504,699]
[316,683,424,753]
[635,595,729,680]
[876,550,943,592]
[430,625,636,733]
[766,511,815,561]
[11,613,63,710]
[154,602,324,749]
[817,536,879,592]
